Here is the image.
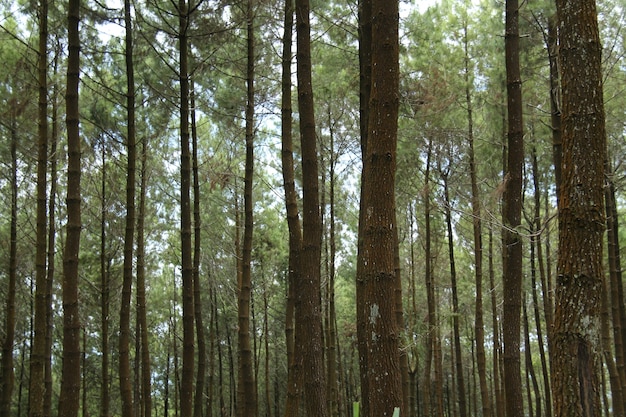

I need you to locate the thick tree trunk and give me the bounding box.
[503,0,524,415]
[551,1,606,415]
[358,2,402,416]
[237,0,257,414]
[294,0,328,414]
[58,0,82,414]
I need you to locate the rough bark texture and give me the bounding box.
[237,0,257,414]
[295,0,328,414]
[358,1,403,415]
[58,0,82,415]
[503,0,524,415]
[551,0,606,416]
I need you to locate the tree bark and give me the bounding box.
[551,0,606,415]
[58,0,82,414]
[503,0,524,415]
[295,0,328,414]
[119,0,137,413]
[358,2,402,415]
[28,0,49,414]
[237,0,257,414]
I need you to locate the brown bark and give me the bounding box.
[280,1,304,416]
[237,0,257,414]
[294,0,328,414]
[119,0,137,413]
[1,113,18,417]
[488,228,505,417]
[358,2,402,415]
[503,0,524,415]
[356,0,371,415]
[179,1,195,415]
[551,0,606,415]
[422,140,433,417]
[58,0,82,414]
[28,1,49,414]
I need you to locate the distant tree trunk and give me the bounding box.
[100,143,111,417]
[530,147,552,417]
[422,140,434,417]
[547,15,562,202]
[441,167,467,417]
[45,54,59,417]
[190,80,205,417]
[357,2,402,415]
[137,123,152,417]
[237,0,257,414]
[58,0,82,414]
[503,0,524,415]
[356,0,372,414]
[280,1,304,416]
[294,0,328,414]
[119,0,137,413]
[605,158,626,409]
[488,227,505,417]
[551,0,606,415]
[1,112,18,417]
[178,0,195,415]
[522,297,541,417]
[27,0,49,415]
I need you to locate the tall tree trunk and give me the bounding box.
[119,0,137,414]
[137,123,152,417]
[422,140,434,417]
[45,53,59,417]
[190,80,205,417]
[356,0,372,414]
[178,0,195,415]
[547,15,562,203]
[280,1,303,416]
[58,0,82,414]
[442,169,467,417]
[294,0,328,414]
[238,0,257,414]
[488,227,505,417]
[530,147,552,417]
[522,296,541,417]
[605,158,626,408]
[100,143,111,417]
[463,17,488,417]
[28,0,49,414]
[1,113,18,417]
[551,0,606,415]
[503,0,524,415]
[357,1,402,415]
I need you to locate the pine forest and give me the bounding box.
[0,0,622,416]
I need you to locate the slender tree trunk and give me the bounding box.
[442,169,467,417]
[137,124,152,417]
[280,1,303,416]
[488,227,504,417]
[44,54,59,417]
[119,0,137,413]
[238,0,257,414]
[422,140,433,417]
[188,79,205,417]
[295,0,328,414]
[100,143,111,417]
[178,0,195,415]
[547,15,562,203]
[503,0,524,415]
[551,1,606,415]
[27,0,49,414]
[58,0,82,414]
[1,113,18,417]
[356,1,372,415]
